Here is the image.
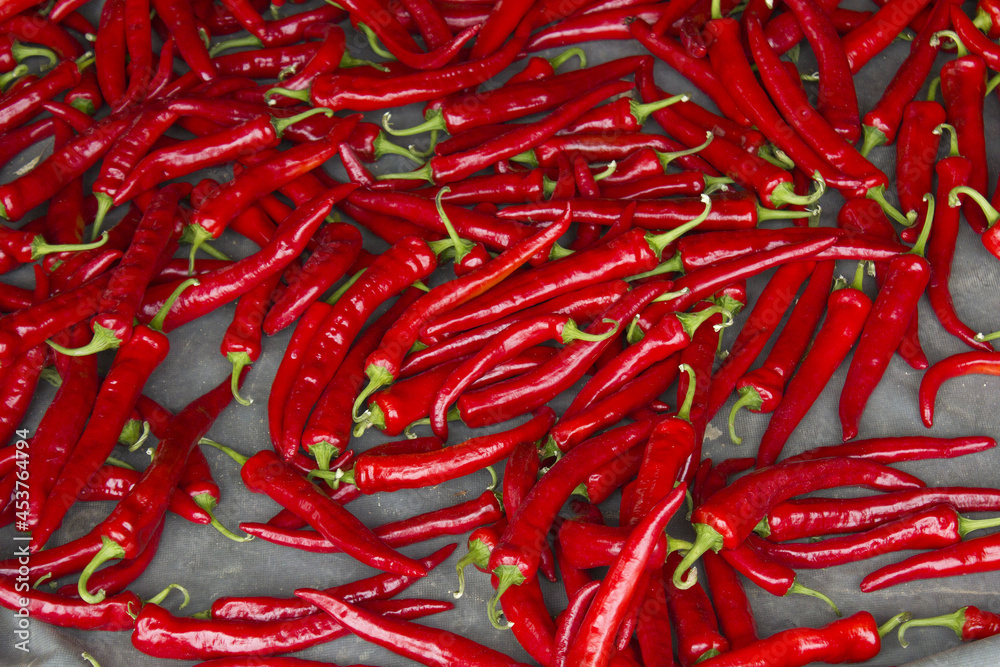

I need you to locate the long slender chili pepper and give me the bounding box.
[557,520,673,570]
[673,457,926,588]
[839,199,935,440]
[919,352,1000,427]
[752,263,871,465]
[758,487,1000,542]
[664,550,730,666]
[333,408,554,492]
[296,591,528,667]
[942,55,989,234]
[783,435,996,464]
[696,611,906,667]
[842,0,934,71]
[0,574,139,632]
[138,185,356,333]
[68,516,166,600]
[898,605,1000,646]
[861,530,1000,592]
[554,580,601,667]
[896,102,947,221]
[131,598,451,659]
[0,345,45,451]
[220,273,281,406]
[858,0,953,156]
[95,0,126,107]
[566,485,687,666]
[702,551,758,650]
[756,504,1000,569]
[151,0,217,81]
[76,371,239,603]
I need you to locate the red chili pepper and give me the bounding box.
[566,485,687,665]
[859,0,953,156]
[152,0,217,81]
[896,101,947,221]
[527,6,671,51]
[0,55,89,136]
[842,0,934,71]
[554,580,600,667]
[919,352,1000,427]
[0,345,45,452]
[139,184,356,333]
[336,408,553,492]
[759,486,1000,542]
[0,574,139,632]
[702,551,758,650]
[131,598,451,659]
[898,605,1000,646]
[673,457,926,588]
[67,516,166,600]
[695,611,903,667]
[95,0,127,107]
[664,550,730,666]
[750,263,870,464]
[784,435,996,465]
[861,530,1000,592]
[757,504,1000,570]
[942,56,989,234]
[296,590,527,667]
[950,4,1000,70]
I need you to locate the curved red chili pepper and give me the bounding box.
[919,352,1000,427]
[702,551,758,650]
[0,575,139,632]
[898,605,1000,646]
[151,0,217,81]
[861,530,1000,592]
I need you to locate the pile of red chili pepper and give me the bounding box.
[2,0,1000,664]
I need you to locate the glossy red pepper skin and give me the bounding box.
[843,0,934,72]
[567,485,687,666]
[0,575,139,632]
[902,605,1000,644]
[243,491,500,554]
[784,435,996,465]
[861,530,1000,592]
[941,56,989,234]
[554,580,601,667]
[78,463,212,525]
[0,345,44,451]
[696,612,883,666]
[761,487,1000,542]
[151,0,217,81]
[297,591,527,667]
[664,551,730,667]
[352,408,554,493]
[68,516,166,600]
[30,327,169,552]
[558,518,669,571]
[0,59,84,136]
[919,352,1000,427]
[131,598,451,659]
[755,276,870,465]
[702,551,758,650]
[896,102,947,220]
[839,252,930,440]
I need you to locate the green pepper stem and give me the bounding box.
[82,652,101,667]
[123,421,151,452]
[629,253,684,280]
[377,163,433,183]
[373,132,424,162]
[454,539,491,599]
[0,64,28,92]
[182,224,214,275]
[144,583,191,608]
[786,581,840,615]
[867,184,912,227]
[878,611,913,638]
[356,22,395,59]
[949,185,1000,228]
[655,131,713,172]
[704,175,733,194]
[646,194,712,257]
[326,269,365,305]
[728,386,762,445]
[32,230,108,260]
[549,47,586,69]
[74,52,95,72]
[897,608,965,647]
[91,193,114,240]
[435,187,474,264]
[47,323,122,357]
[766,176,825,208]
[208,34,262,57]
[226,351,254,406]
[671,523,723,589]
[711,0,723,19]
[18,42,60,67]
[758,144,793,169]
[695,648,720,664]
[676,363,697,422]
[958,513,1000,538]
[270,107,333,134]
[630,94,688,126]
[487,565,526,629]
[199,438,249,467]
[757,204,818,222]
[149,278,199,332]
[974,329,1000,342]
[78,536,125,604]
[308,441,339,471]
[193,494,254,542]
[753,516,771,539]
[592,161,617,182]
[910,194,934,257]
[264,86,311,103]
[859,125,888,158]
[39,366,61,387]
[104,456,134,470]
[931,30,968,57]
[933,123,960,158]
[675,305,729,341]
[353,365,394,422]
[561,317,619,343]
[382,109,446,137]
[987,72,1000,97]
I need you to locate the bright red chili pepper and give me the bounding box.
[842,0,935,72]
[896,101,947,221]
[941,55,989,234]
[919,352,1000,427]
[702,551,758,650]
[673,457,926,588]
[0,574,139,632]
[554,580,600,667]
[664,550,730,666]
[861,529,1000,592]
[898,605,1000,646]
[152,0,217,81]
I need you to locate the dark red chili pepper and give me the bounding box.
[751,264,870,465]
[898,605,1000,646]
[919,352,1000,427]
[695,612,902,667]
[131,598,451,659]
[896,101,947,221]
[861,530,1000,592]
[0,574,139,632]
[704,261,814,426]
[336,408,554,493]
[0,345,44,451]
[664,550,729,666]
[858,0,953,156]
[758,487,1000,542]
[67,516,166,600]
[673,457,926,588]
[138,184,356,333]
[296,591,526,667]
[950,4,1000,71]
[756,504,1000,570]
[567,485,687,665]
[74,461,212,525]
[95,0,127,107]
